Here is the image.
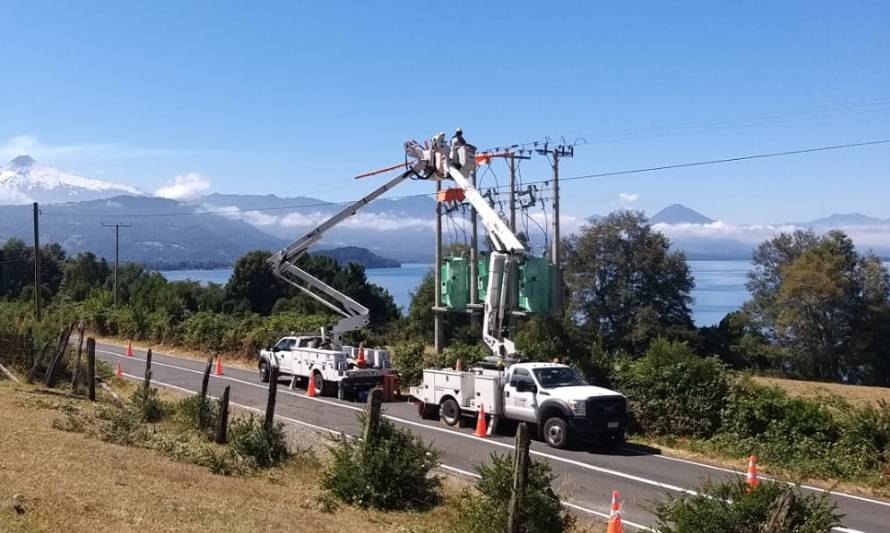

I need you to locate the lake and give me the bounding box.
[161,260,753,326]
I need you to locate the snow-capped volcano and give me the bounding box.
[0,155,142,205]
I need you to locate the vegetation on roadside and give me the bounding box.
[456,453,575,533]
[322,412,442,510]
[655,478,842,532]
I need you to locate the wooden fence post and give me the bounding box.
[215,385,231,444]
[364,388,383,442]
[264,364,278,431]
[86,338,96,401]
[200,353,213,398]
[71,321,85,393]
[143,348,153,395]
[45,322,74,388]
[506,422,530,533]
[761,491,796,533]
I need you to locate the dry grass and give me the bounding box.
[0,377,603,532]
[0,380,461,533]
[752,375,890,407]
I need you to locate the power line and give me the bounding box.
[38,137,890,219]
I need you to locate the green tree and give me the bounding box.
[60,252,111,301]
[224,250,284,315]
[563,211,695,354]
[746,230,890,383]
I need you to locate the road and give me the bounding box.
[95,341,887,532]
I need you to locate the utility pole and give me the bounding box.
[508,155,517,233]
[433,181,444,354]
[32,202,40,321]
[535,143,573,315]
[101,222,133,306]
[469,168,478,325]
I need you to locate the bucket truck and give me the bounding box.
[407,131,628,449]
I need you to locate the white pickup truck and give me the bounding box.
[258,336,392,400]
[410,361,627,449]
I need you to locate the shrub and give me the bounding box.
[612,338,729,438]
[99,408,146,446]
[392,340,425,385]
[440,341,489,370]
[456,453,574,533]
[176,394,219,434]
[322,413,441,510]
[228,416,289,468]
[655,478,841,532]
[129,386,171,423]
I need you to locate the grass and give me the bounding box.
[752,375,890,407]
[0,377,605,532]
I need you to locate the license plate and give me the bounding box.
[607,421,620,429]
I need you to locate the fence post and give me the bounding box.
[506,422,530,533]
[71,321,85,393]
[143,348,153,395]
[762,491,796,533]
[200,353,213,398]
[364,388,383,442]
[264,364,278,431]
[87,338,96,401]
[45,322,74,388]
[215,385,231,444]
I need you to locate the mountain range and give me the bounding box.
[2,155,889,263]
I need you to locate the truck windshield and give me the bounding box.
[532,367,587,388]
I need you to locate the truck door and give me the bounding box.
[273,338,296,374]
[503,368,538,422]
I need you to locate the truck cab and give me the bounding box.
[503,363,627,448]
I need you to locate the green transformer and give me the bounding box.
[440,257,469,310]
[518,256,553,314]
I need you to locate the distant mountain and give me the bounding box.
[313,246,400,269]
[0,195,284,263]
[0,155,142,204]
[650,204,714,225]
[802,213,886,226]
[198,192,437,262]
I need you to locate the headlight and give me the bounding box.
[568,399,586,416]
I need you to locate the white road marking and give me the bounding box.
[102,344,888,521]
[122,371,656,532]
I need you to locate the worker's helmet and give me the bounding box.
[455,127,463,135]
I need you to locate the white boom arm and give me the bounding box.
[405,132,526,358]
[268,165,421,348]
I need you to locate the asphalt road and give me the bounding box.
[95,342,887,532]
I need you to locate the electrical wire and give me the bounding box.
[36,137,890,219]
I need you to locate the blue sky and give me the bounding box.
[1,1,888,224]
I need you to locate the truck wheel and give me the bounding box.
[258,360,270,383]
[543,417,569,449]
[440,398,461,426]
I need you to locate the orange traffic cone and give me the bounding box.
[474,404,488,437]
[455,358,462,372]
[356,344,366,369]
[306,374,316,398]
[746,455,759,491]
[215,355,223,376]
[126,341,134,357]
[607,490,622,533]
[115,361,123,378]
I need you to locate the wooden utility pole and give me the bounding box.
[535,144,572,315]
[469,169,478,324]
[32,202,40,320]
[508,155,517,233]
[507,422,531,533]
[101,222,133,306]
[434,181,444,354]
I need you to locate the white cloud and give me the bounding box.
[652,220,890,250]
[618,192,639,205]
[155,173,211,200]
[0,186,33,205]
[0,134,208,162]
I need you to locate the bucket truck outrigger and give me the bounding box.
[407,131,628,449]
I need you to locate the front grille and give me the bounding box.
[585,396,627,421]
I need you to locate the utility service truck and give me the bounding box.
[258,335,392,400]
[401,130,628,448]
